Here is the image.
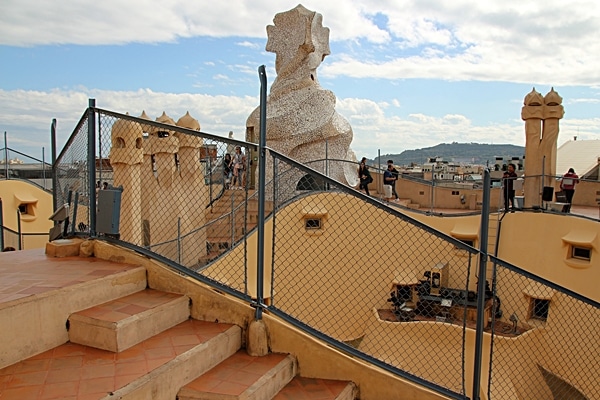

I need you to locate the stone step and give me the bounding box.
[273,377,358,400]
[0,264,147,370]
[178,350,296,400]
[0,320,241,400]
[68,289,190,352]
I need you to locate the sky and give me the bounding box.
[1,0,599,163]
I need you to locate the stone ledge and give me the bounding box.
[45,238,84,257]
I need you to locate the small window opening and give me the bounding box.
[530,298,549,321]
[18,204,29,214]
[305,218,321,230]
[453,238,475,252]
[571,246,591,261]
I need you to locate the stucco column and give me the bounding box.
[521,89,544,208]
[109,119,144,245]
[540,88,564,189]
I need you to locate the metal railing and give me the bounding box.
[51,96,599,400]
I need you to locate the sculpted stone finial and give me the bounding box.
[266,4,331,96]
[246,5,355,186]
[523,87,544,107]
[544,87,563,106]
[176,111,201,131]
[522,87,564,208]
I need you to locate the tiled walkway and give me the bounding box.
[0,319,232,399]
[73,289,182,324]
[182,350,288,396]
[0,249,351,400]
[0,248,136,303]
[273,377,350,400]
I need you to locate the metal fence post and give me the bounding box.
[88,99,97,237]
[254,65,268,320]
[0,199,4,250]
[3,131,8,180]
[51,119,58,212]
[16,210,22,250]
[472,169,491,399]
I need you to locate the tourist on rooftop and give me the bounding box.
[502,163,517,212]
[560,168,579,213]
[385,160,400,202]
[358,159,372,196]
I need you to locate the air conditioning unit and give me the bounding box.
[428,262,449,295]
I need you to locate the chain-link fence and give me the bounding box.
[487,257,599,400]
[1,146,52,191]
[52,105,599,400]
[268,152,479,397]
[54,107,257,297]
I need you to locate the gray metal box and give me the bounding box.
[97,187,122,235]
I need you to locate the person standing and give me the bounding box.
[223,153,233,189]
[357,157,367,181]
[383,163,397,202]
[358,159,372,196]
[387,160,399,201]
[502,163,517,212]
[560,168,579,212]
[232,146,245,189]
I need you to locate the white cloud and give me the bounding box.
[1,2,599,161]
[335,97,529,159]
[236,41,260,49]
[0,88,258,155]
[2,1,599,85]
[2,88,597,163]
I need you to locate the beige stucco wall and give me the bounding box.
[0,180,53,249]
[92,240,449,400]
[369,170,504,211]
[198,191,598,399]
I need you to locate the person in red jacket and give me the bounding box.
[560,168,579,212]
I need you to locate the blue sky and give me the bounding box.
[1,0,599,161]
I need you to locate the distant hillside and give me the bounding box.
[373,143,525,166]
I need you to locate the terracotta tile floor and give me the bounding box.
[182,350,288,396]
[74,289,183,323]
[0,319,233,399]
[273,377,350,400]
[0,249,353,400]
[0,248,137,303]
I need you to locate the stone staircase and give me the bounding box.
[396,198,420,209]
[0,251,356,400]
[199,189,273,266]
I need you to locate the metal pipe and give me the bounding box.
[16,210,22,250]
[51,119,58,212]
[177,217,181,264]
[71,192,79,236]
[254,65,268,320]
[42,147,46,190]
[472,169,491,399]
[0,199,4,250]
[4,131,8,180]
[88,99,97,236]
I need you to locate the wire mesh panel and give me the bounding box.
[268,152,484,396]
[54,107,257,297]
[54,112,92,235]
[487,258,600,400]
